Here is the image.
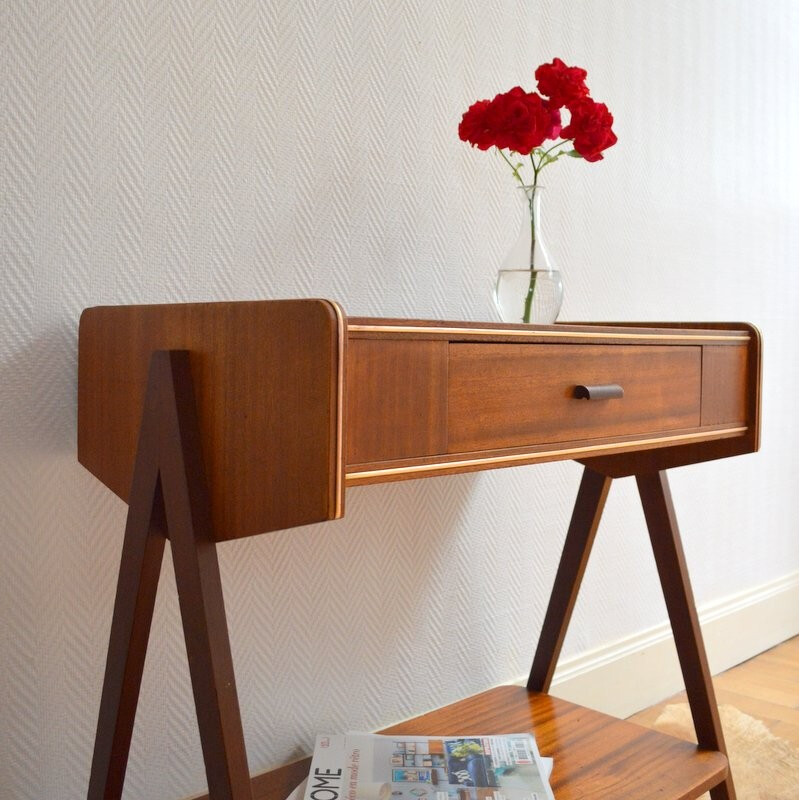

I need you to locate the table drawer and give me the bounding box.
[447,343,702,453]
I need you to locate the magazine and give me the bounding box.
[300,733,555,800]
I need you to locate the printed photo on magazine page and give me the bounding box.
[303,732,554,800]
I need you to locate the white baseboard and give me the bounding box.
[529,572,798,719]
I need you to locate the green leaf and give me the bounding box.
[567,149,583,158]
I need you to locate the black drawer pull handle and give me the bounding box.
[573,384,624,400]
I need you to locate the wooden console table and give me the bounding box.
[77,300,761,800]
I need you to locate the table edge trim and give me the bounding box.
[346,427,748,481]
[348,324,750,343]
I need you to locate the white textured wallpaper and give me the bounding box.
[1,1,798,798]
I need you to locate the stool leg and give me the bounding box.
[528,467,612,692]
[637,470,735,800]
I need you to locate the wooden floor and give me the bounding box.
[628,636,799,746]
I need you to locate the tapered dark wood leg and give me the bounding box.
[87,485,166,799]
[87,354,169,800]
[637,471,735,800]
[528,467,612,691]
[88,351,253,800]
[157,351,253,800]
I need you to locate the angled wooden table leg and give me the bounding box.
[637,470,735,800]
[88,351,253,800]
[528,466,612,692]
[157,351,253,800]
[87,447,166,800]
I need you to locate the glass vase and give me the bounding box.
[494,185,563,324]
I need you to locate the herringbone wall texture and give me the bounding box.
[1,1,797,798]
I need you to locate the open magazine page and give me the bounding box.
[302,734,554,800]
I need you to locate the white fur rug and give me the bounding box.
[652,703,798,800]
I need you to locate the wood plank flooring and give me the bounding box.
[628,637,798,745]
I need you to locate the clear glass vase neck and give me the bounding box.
[500,184,557,274]
[524,184,550,272]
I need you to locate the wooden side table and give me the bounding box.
[77,300,761,800]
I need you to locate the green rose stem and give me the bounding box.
[498,141,574,323]
[523,183,537,323]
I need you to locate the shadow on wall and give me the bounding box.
[215,468,489,763]
[0,319,80,456]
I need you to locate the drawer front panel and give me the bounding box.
[346,338,448,464]
[448,344,702,453]
[701,345,748,426]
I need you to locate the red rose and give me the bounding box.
[458,99,496,150]
[543,102,563,140]
[535,58,589,109]
[459,88,561,155]
[561,98,617,162]
[484,87,561,155]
